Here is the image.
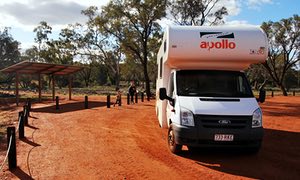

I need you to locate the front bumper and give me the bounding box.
[172,123,264,148]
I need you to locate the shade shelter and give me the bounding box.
[0,60,83,106]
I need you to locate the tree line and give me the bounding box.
[0,0,299,96]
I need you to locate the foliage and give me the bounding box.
[168,0,228,25]
[261,14,300,96]
[0,28,21,87]
[33,21,52,62]
[97,0,167,98]
[246,64,270,90]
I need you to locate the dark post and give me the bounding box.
[107,94,110,108]
[135,93,138,103]
[119,95,122,106]
[23,105,28,126]
[293,91,295,96]
[147,95,150,101]
[27,98,31,109]
[127,93,130,105]
[141,92,144,102]
[85,96,88,109]
[271,90,274,97]
[27,98,31,116]
[56,96,59,110]
[18,111,24,139]
[7,127,17,170]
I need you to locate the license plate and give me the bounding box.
[214,134,234,141]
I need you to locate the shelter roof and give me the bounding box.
[0,61,83,75]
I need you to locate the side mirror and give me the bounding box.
[159,88,175,106]
[159,88,168,100]
[258,89,266,103]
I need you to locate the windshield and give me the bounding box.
[176,70,253,97]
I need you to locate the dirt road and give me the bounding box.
[1,96,300,179]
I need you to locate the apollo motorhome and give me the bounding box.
[156,26,267,154]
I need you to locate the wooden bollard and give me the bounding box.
[56,96,59,110]
[7,127,17,170]
[85,96,88,109]
[107,94,110,108]
[18,111,24,139]
[271,91,274,97]
[27,98,31,110]
[293,91,295,96]
[119,95,122,106]
[135,93,138,103]
[141,92,144,102]
[23,105,28,126]
[26,98,31,116]
[127,93,130,105]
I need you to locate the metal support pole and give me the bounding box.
[7,127,17,170]
[18,111,24,139]
[69,75,72,100]
[15,72,19,106]
[38,73,42,102]
[85,96,88,109]
[107,94,110,108]
[52,75,55,101]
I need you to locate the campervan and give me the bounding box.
[156,26,267,154]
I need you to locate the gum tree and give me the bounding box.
[168,0,228,25]
[97,0,167,98]
[261,15,300,96]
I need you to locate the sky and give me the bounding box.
[0,0,299,51]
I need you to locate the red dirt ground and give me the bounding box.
[1,96,300,179]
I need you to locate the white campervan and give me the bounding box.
[156,26,267,154]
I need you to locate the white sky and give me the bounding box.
[0,0,298,51]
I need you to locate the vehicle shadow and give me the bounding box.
[31,101,107,114]
[180,128,300,179]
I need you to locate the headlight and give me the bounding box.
[252,108,262,128]
[180,108,194,126]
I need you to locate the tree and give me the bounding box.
[0,28,21,87]
[261,15,300,96]
[33,21,52,62]
[97,0,167,98]
[246,64,270,90]
[80,6,122,88]
[168,0,228,26]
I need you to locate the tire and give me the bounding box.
[168,125,182,154]
[188,146,199,153]
[246,142,262,154]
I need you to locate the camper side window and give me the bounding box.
[168,73,174,97]
[159,57,163,78]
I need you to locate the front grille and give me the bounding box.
[194,115,252,129]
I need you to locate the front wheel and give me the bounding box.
[168,125,182,154]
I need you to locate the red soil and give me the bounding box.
[1,96,300,179]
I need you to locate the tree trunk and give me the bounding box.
[115,74,120,88]
[279,83,288,96]
[142,61,151,99]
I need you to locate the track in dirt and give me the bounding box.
[1,96,300,179]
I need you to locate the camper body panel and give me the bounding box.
[156,25,267,151]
